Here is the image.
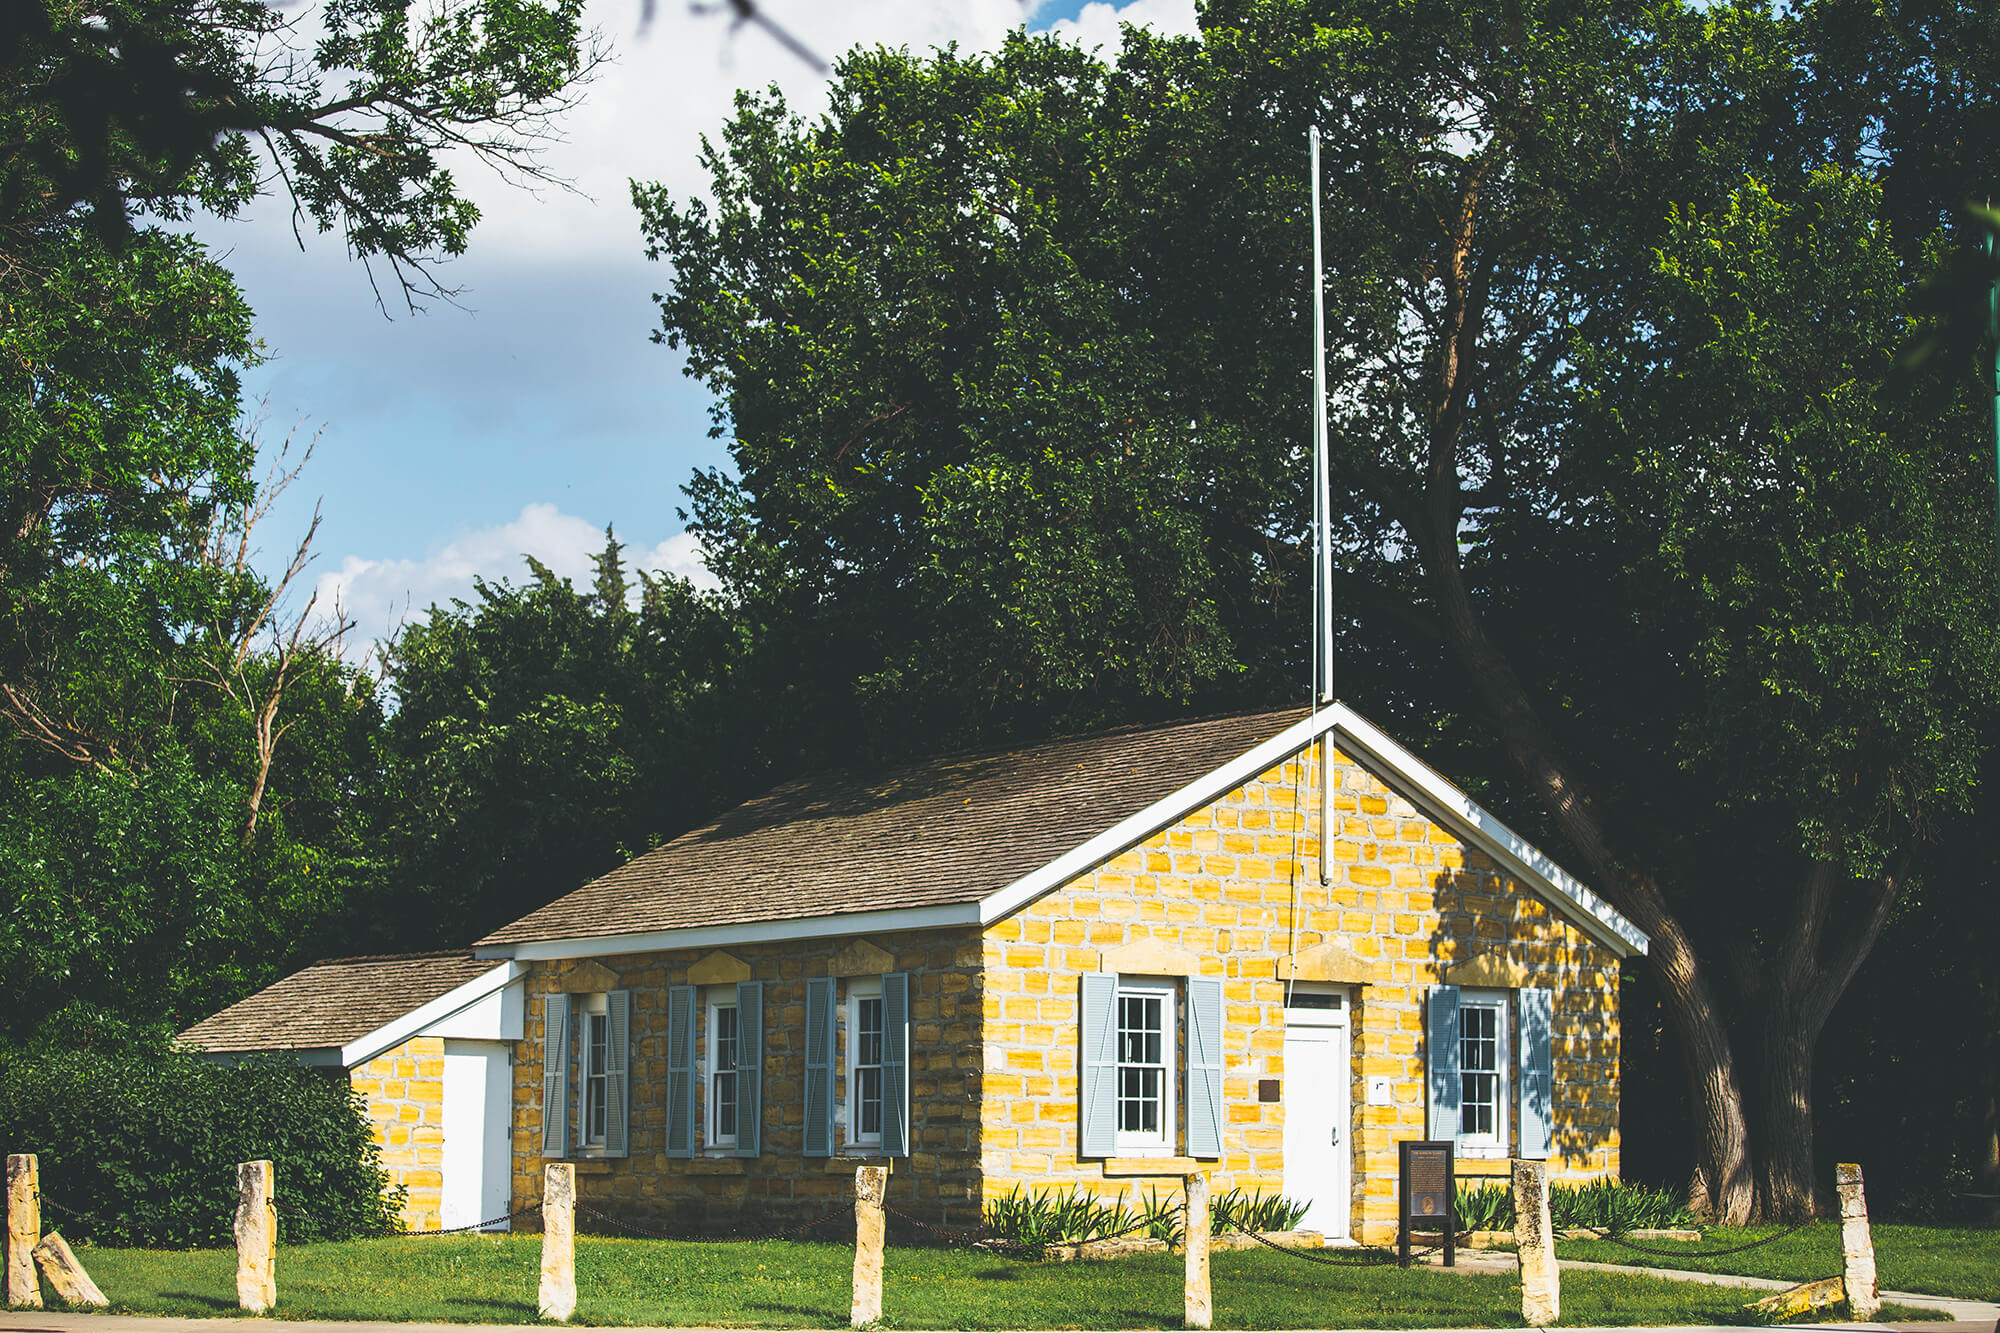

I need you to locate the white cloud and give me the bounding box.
[1045,0,1197,56]
[315,504,717,657]
[443,0,1202,259]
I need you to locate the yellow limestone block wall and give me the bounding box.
[348,1036,446,1231]
[978,744,1623,1246]
[507,929,986,1231]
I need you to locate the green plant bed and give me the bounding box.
[1555,1222,2000,1302]
[46,1233,1939,1328]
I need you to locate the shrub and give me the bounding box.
[0,1042,403,1246]
[1456,1181,1512,1232]
[1449,1177,1696,1235]
[1549,1178,1694,1232]
[982,1186,1137,1254]
[1212,1187,1309,1233]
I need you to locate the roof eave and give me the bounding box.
[474,903,984,961]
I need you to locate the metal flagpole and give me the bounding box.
[1988,224,1999,594]
[1310,126,1333,886]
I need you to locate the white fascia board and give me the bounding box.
[976,702,1649,959]
[193,1046,344,1067]
[472,902,984,963]
[339,960,526,1068]
[1324,704,1648,958]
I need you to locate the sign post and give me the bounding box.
[1398,1141,1455,1268]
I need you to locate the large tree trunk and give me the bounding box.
[1753,1000,1821,1221]
[1735,853,1903,1220]
[1976,1017,2000,1222]
[1410,509,1755,1222]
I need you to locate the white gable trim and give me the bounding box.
[339,961,527,1067]
[978,703,1648,958]
[1327,705,1647,956]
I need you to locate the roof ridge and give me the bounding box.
[770,702,1312,791]
[305,949,480,967]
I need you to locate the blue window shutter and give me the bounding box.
[666,984,695,1158]
[1427,985,1462,1142]
[735,980,763,1157]
[1518,987,1554,1160]
[1185,977,1225,1159]
[604,990,631,1158]
[804,977,836,1158]
[881,972,910,1157]
[541,993,571,1157]
[1079,972,1118,1158]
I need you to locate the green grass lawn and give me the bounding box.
[32,1234,1942,1328]
[1555,1222,2000,1302]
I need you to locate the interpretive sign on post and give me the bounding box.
[1398,1140,1455,1268]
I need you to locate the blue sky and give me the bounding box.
[204,0,1198,653]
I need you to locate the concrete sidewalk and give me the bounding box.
[1404,1249,1998,1329]
[0,1318,1992,1333]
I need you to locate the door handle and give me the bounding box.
[1331,1124,1340,1146]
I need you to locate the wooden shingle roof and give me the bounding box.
[178,952,502,1055]
[476,706,1311,950]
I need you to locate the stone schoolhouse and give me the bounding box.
[470,703,1647,1246]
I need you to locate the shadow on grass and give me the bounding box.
[969,1267,1022,1281]
[160,1290,235,1310]
[443,1297,538,1314]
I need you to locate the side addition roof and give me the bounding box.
[475,702,1648,961]
[179,952,521,1066]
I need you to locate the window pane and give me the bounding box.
[586,1014,609,1142]
[1458,1002,1501,1140]
[717,1070,737,1137]
[1461,1004,1497,1075]
[1462,1072,1495,1135]
[716,1005,738,1074]
[859,1066,883,1135]
[1115,990,1166,1139]
[859,997,883,1067]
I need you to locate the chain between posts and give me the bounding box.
[882,1202,1160,1259]
[575,1200,850,1244]
[1571,1217,1820,1259]
[40,1195,120,1234]
[1212,1205,1401,1268]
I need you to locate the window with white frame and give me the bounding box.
[708,998,740,1148]
[846,979,884,1148]
[1457,991,1509,1153]
[578,993,610,1150]
[1115,979,1174,1151]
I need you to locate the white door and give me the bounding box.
[441,1040,514,1231]
[1282,992,1352,1240]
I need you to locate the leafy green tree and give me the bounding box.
[370,532,748,946]
[2,0,601,297]
[638,1,1996,1219]
[638,31,1316,765]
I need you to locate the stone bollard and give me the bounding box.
[234,1160,277,1314]
[1836,1163,1879,1321]
[850,1165,887,1328]
[32,1234,108,1308]
[538,1163,577,1322]
[1183,1173,1213,1331]
[1511,1159,1560,1326]
[6,1153,42,1308]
